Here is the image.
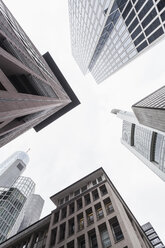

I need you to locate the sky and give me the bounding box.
[1,0,165,242]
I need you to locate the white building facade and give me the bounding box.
[112,109,165,181]
[68,0,165,83]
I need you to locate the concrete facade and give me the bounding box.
[68,0,165,83]
[0,0,80,147]
[0,168,153,248]
[112,109,165,181]
[132,86,165,133]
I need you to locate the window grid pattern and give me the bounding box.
[134,125,153,160]
[0,177,35,243]
[122,121,133,145]
[134,86,165,109]
[154,134,165,172]
[50,184,118,247]
[91,0,165,83]
[142,222,165,248]
[68,0,110,74]
[69,0,165,83]
[0,1,56,81]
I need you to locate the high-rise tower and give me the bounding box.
[0,152,44,243]
[132,85,165,133]
[0,0,80,147]
[112,109,165,181]
[0,151,29,187]
[68,0,165,83]
[0,168,153,248]
[142,222,165,248]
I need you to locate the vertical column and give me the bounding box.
[85,232,90,248]
[27,233,34,248]
[105,218,114,246]
[45,214,54,248]
[95,226,103,247]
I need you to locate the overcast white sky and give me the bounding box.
[1,0,165,242]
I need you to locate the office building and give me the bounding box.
[68,0,165,83]
[0,151,29,187]
[112,109,165,181]
[18,194,44,232]
[0,168,153,248]
[142,222,165,248]
[132,85,165,133]
[0,176,35,243]
[0,0,80,148]
[0,152,44,243]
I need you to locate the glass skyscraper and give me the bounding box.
[0,151,29,187]
[112,109,165,181]
[68,0,165,83]
[0,152,44,243]
[142,222,165,248]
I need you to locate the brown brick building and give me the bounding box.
[0,0,80,147]
[0,168,153,248]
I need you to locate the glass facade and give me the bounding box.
[0,177,35,243]
[69,0,165,83]
[122,120,165,176]
[142,222,165,248]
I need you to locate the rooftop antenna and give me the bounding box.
[26,148,31,154]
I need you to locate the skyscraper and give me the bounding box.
[0,152,44,243]
[0,151,29,187]
[132,85,165,133]
[142,222,165,248]
[0,0,80,148]
[112,109,165,181]
[0,168,153,248]
[18,194,44,233]
[68,0,165,83]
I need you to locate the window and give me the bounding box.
[148,233,157,240]
[53,211,59,224]
[77,198,83,210]
[69,202,74,215]
[59,198,64,205]
[84,193,91,205]
[99,185,108,196]
[99,224,111,248]
[65,195,69,202]
[81,185,87,192]
[97,176,102,182]
[17,163,24,171]
[95,203,104,220]
[67,240,74,248]
[86,208,94,226]
[50,228,57,247]
[68,218,75,236]
[59,223,66,242]
[0,82,6,91]
[104,199,114,214]
[88,229,98,248]
[78,235,85,248]
[74,189,80,196]
[92,179,97,186]
[145,228,154,235]
[148,27,164,44]
[152,238,161,245]
[77,213,84,231]
[109,217,124,242]
[61,207,67,220]
[92,189,99,201]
